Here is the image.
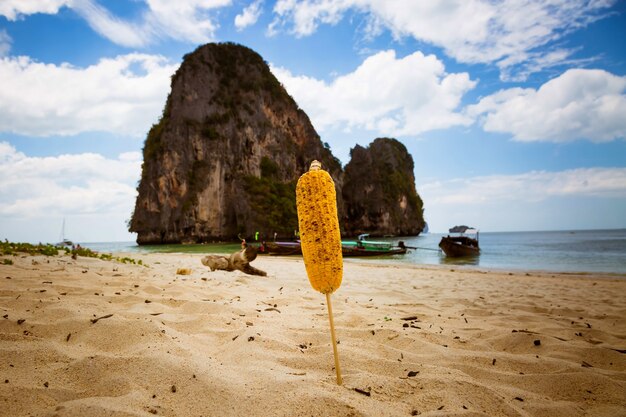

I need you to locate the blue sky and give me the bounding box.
[1,0,625,243]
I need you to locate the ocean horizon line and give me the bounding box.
[76,227,626,245]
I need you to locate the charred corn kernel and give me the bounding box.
[296,160,343,294]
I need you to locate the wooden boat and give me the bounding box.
[342,245,407,257]
[439,227,480,257]
[341,234,408,257]
[262,234,408,257]
[263,241,302,256]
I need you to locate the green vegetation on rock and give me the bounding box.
[242,166,298,236]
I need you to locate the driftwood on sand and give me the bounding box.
[201,247,267,276]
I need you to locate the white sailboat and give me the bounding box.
[56,218,73,247]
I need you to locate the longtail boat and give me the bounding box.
[341,234,407,257]
[262,234,408,257]
[263,241,302,256]
[438,227,480,257]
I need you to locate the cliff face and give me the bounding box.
[130,43,425,243]
[129,43,341,243]
[342,138,425,236]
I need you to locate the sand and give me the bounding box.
[1,251,625,417]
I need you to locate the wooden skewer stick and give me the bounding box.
[326,292,342,385]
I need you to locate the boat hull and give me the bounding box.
[263,241,407,257]
[263,241,302,256]
[342,246,407,257]
[439,236,480,257]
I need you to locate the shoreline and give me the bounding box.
[104,248,626,278]
[1,251,625,416]
[82,232,626,276]
[343,257,626,280]
[117,250,626,280]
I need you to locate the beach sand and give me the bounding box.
[1,251,625,417]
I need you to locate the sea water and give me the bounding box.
[391,229,626,274]
[83,229,626,275]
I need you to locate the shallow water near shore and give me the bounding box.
[84,229,626,275]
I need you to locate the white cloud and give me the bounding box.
[0,53,179,137]
[1,0,232,47]
[271,49,476,136]
[467,69,626,142]
[270,0,616,81]
[235,0,263,31]
[0,142,141,218]
[419,167,626,232]
[0,0,70,20]
[421,168,626,206]
[71,0,150,47]
[272,0,345,36]
[495,47,598,83]
[0,30,11,57]
[143,0,231,44]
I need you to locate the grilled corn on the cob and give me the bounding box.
[296,160,343,294]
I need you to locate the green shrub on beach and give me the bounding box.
[71,248,147,267]
[99,253,113,261]
[1,240,59,256]
[0,240,147,267]
[71,246,99,258]
[116,256,142,265]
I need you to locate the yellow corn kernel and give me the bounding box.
[296,160,343,294]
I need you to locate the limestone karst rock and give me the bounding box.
[129,43,341,243]
[342,138,425,236]
[129,43,425,243]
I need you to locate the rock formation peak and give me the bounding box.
[130,43,424,243]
